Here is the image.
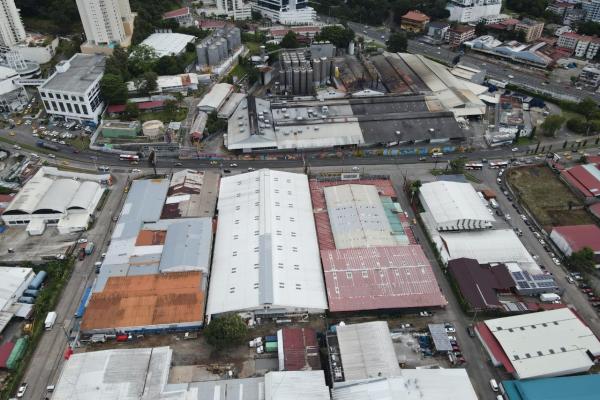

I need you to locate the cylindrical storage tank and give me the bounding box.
[325,59,333,82]
[207,45,220,66]
[230,27,241,48]
[142,120,165,138]
[217,39,227,59]
[23,289,39,298]
[320,57,327,85]
[293,68,300,94]
[313,59,321,84]
[306,68,314,92]
[225,33,235,51]
[285,69,293,92]
[18,296,35,304]
[28,270,47,290]
[196,44,208,66]
[299,68,306,95]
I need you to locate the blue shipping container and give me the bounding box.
[74,287,92,318]
[265,335,278,343]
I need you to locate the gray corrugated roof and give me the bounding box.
[428,323,453,352]
[159,218,212,273]
[40,54,105,93]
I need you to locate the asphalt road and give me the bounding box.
[480,167,600,338]
[19,176,128,400]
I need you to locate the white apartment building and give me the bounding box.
[38,54,105,125]
[586,37,600,59]
[0,0,26,48]
[251,0,316,25]
[215,0,252,20]
[479,13,509,25]
[76,0,134,49]
[447,0,502,23]
[575,36,592,57]
[558,32,580,49]
[583,0,600,23]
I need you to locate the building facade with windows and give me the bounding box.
[250,0,316,25]
[76,0,134,53]
[38,54,105,125]
[0,0,26,48]
[215,0,252,20]
[447,0,502,23]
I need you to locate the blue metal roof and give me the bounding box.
[503,375,600,400]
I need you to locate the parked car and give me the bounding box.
[466,326,475,337]
[419,311,432,317]
[16,383,27,398]
[566,276,575,284]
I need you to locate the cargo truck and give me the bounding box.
[539,293,561,303]
[85,242,95,255]
[45,311,57,330]
[36,140,59,151]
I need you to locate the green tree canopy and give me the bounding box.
[204,314,248,349]
[566,247,596,272]
[315,26,355,49]
[128,44,158,76]
[123,102,139,120]
[579,97,598,120]
[155,55,181,75]
[540,115,565,137]
[280,31,300,48]
[105,47,131,81]
[386,32,408,53]
[140,71,158,95]
[100,74,128,104]
[448,157,466,174]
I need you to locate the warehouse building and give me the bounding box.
[277,327,320,371]
[331,369,478,400]
[206,169,328,320]
[1,167,109,234]
[476,308,600,379]
[197,82,234,113]
[0,267,35,334]
[550,225,600,266]
[141,32,196,57]
[161,169,219,218]
[311,178,446,313]
[52,346,330,400]
[502,374,600,400]
[419,181,495,231]
[225,94,467,152]
[560,161,600,202]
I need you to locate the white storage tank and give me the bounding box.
[142,120,165,138]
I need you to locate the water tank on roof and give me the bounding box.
[56,61,70,73]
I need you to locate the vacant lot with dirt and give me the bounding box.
[507,165,595,229]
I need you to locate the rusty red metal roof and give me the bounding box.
[322,246,447,312]
[281,327,321,371]
[552,225,600,252]
[163,7,190,19]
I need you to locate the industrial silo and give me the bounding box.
[225,33,235,52]
[320,57,327,85]
[306,68,314,92]
[313,59,321,85]
[196,44,208,66]
[299,67,306,95]
[207,45,220,66]
[293,68,301,94]
[285,69,293,92]
[217,39,227,59]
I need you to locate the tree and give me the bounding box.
[140,71,158,95]
[315,26,355,49]
[123,102,139,120]
[100,74,128,104]
[386,32,408,53]
[105,47,130,81]
[185,42,196,53]
[204,314,248,349]
[128,44,158,76]
[567,117,588,134]
[566,247,596,272]
[280,31,300,49]
[475,21,487,36]
[155,55,181,75]
[540,115,565,137]
[578,97,597,120]
[448,157,466,174]
[163,99,178,116]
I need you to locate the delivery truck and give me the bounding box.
[539,293,561,303]
[45,311,57,330]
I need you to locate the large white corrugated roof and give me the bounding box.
[66,181,102,210]
[484,308,600,379]
[325,184,397,249]
[0,267,33,311]
[198,83,233,111]
[265,371,330,400]
[420,181,494,226]
[206,169,328,316]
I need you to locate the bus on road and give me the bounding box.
[119,154,139,162]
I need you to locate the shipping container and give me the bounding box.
[28,271,47,290]
[6,337,28,370]
[265,341,278,352]
[74,287,92,318]
[265,335,278,343]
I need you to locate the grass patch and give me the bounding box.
[506,165,595,229]
[245,41,261,55]
[139,108,188,124]
[68,136,90,151]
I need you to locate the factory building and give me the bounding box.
[206,169,328,320]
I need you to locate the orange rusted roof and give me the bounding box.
[81,271,204,331]
[135,230,167,246]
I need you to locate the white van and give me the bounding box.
[490,378,499,392]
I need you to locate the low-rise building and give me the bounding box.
[476,308,600,379]
[426,21,450,42]
[586,36,600,59]
[546,2,575,18]
[38,53,105,125]
[0,65,28,113]
[550,225,600,266]
[579,63,600,87]
[141,32,195,57]
[448,24,476,48]
[162,7,195,27]
[400,10,430,33]
[0,267,35,334]
[557,31,580,49]
[560,161,600,202]
[1,167,109,234]
[502,374,600,400]
[515,18,544,42]
[100,120,141,138]
[197,82,234,112]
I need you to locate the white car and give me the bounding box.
[419,311,432,317]
[508,74,514,79]
[447,335,457,341]
[511,147,519,152]
[504,214,511,220]
[552,257,561,265]
[229,163,238,167]
[352,166,360,171]
[131,168,141,173]
[445,327,456,333]
[16,383,27,398]
[77,238,88,244]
